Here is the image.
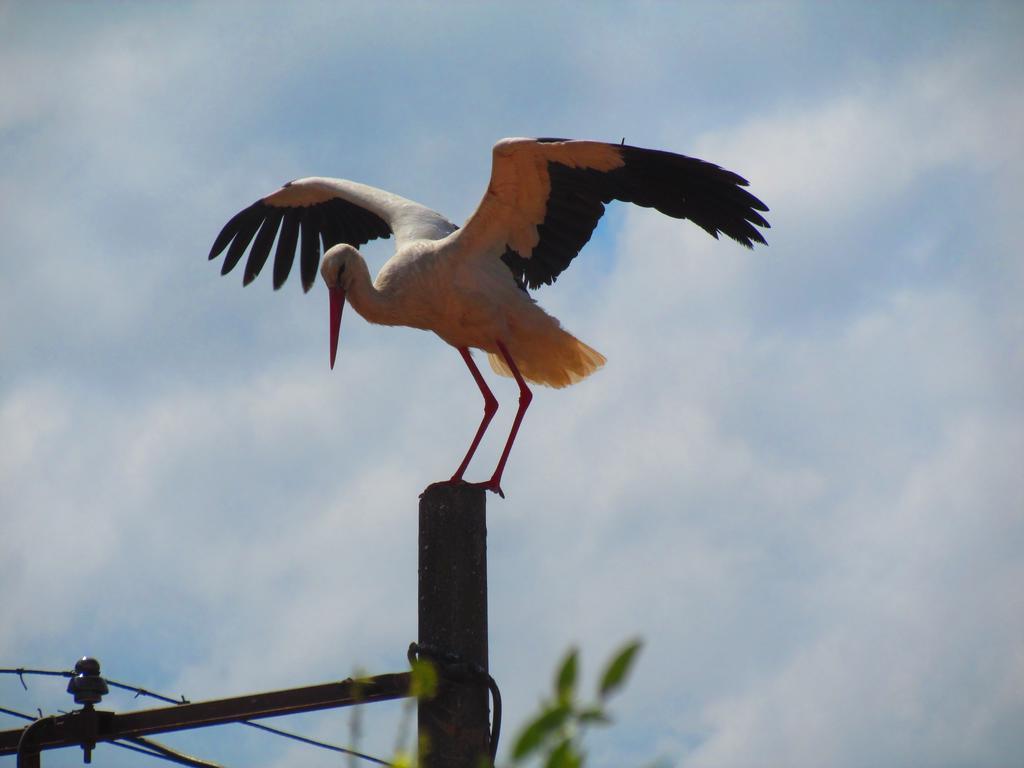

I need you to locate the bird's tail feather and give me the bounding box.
[488,333,605,388]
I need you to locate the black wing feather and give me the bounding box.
[243,208,283,286]
[321,200,351,249]
[208,207,249,260]
[209,191,392,292]
[299,206,321,293]
[219,206,265,276]
[501,143,770,290]
[272,212,301,290]
[353,202,392,243]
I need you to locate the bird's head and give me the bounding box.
[320,243,361,370]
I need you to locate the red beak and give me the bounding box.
[329,285,346,370]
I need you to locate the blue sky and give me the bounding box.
[2,2,1022,767]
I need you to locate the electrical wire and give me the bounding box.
[109,738,221,766]
[486,673,502,762]
[406,642,502,764]
[241,720,394,767]
[107,680,188,705]
[120,736,224,768]
[2,702,223,768]
[0,668,189,705]
[1,668,67,691]
[2,666,397,767]
[0,707,34,722]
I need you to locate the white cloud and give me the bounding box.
[687,416,1024,767]
[1,7,1022,768]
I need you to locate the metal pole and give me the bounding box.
[0,674,411,757]
[418,483,489,767]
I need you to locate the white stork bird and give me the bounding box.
[209,138,769,496]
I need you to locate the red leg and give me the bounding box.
[449,347,498,483]
[484,340,532,498]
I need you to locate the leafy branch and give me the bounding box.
[510,639,643,768]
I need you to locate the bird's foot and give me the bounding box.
[479,480,504,499]
[469,478,504,499]
[435,476,505,499]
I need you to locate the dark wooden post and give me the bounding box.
[418,483,489,767]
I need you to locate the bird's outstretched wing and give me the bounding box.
[455,138,770,290]
[208,177,457,291]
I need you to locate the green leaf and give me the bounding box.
[598,639,643,700]
[512,703,571,760]
[544,738,582,768]
[409,659,438,700]
[577,706,611,725]
[555,648,579,704]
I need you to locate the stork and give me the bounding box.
[209,138,769,496]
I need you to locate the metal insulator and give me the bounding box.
[66,657,108,706]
